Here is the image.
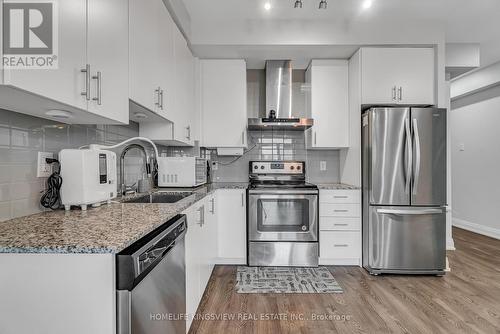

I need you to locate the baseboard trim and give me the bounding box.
[453,217,500,240]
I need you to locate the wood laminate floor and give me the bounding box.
[189,228,500,334]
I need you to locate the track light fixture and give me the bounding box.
[319,0,327,9]
[294,0,303,8]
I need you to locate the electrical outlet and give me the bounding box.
[320,161,327,171]
[211,161,219,170]
[459,143,465,151]
[37,152,54,177]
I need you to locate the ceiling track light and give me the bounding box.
[319,0,327,9]
[294,0,303,8]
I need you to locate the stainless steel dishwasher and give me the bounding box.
[116,214,187,334]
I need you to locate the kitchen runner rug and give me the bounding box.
[236,266,343,293]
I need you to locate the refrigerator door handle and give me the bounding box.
[377,208,444,215]
[412,118,421,195]
[404,118,412,195]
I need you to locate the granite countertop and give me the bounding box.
[316,183,360,190]
[0,182,247,254]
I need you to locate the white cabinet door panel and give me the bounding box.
[200,60,247,148]
[307,60,349,148]
[87,0,129,124]
[216,189,246,262]
[3,0,87,111]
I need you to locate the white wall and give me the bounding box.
[450,84,500,239]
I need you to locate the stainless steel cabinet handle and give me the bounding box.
[197,206,205,226]
[334,244,349,247]
[404,118,412,195]
[92,71,102,105]
[392,86,397,101]
[412,118,421,195]
[159,89,164,109]
[80,64,90,100]
[241,193,244,207]
[314,131,317,145]
[210,198,215,214]
[241,131,245,145]
[377,208,443,215]
[154,87,161,107]
[333,196,348,199]
[334,209,348,212]
[398,86,403,101]
[334,223,348,226]
[186,126,191,140]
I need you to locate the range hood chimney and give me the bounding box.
[248,60,313,131]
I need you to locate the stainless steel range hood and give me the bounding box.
[248,60,313,131]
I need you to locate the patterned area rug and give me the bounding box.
[236,267,343,293]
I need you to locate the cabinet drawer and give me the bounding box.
[320,190,360,204]
[320,203,360,217]
[320,231,360,259]
[320,217,360,231]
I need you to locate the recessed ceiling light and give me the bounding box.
[264,2,271,10]
[45,109,73,119]
[362,0,373,9]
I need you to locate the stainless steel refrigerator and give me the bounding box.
[362,107,447,275]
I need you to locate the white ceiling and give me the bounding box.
[181,0,500,69]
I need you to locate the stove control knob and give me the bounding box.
[254,165,258,169]
[260,166,265,170]
[297,165,301,170]
[290,166,295,170]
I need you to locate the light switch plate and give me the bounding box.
[320,161,327,171]
[459,143,465,151]
[37,152,54,177]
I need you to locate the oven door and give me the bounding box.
[248,189,318,242]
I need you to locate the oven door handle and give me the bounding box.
[248,189,319,195]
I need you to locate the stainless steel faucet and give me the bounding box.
[120,143,153,196]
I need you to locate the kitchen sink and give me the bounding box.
[123,192,194,204]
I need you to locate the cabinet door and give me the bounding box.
[3,0,87,111]
[201,195,217,290]
[172,24,195,145]
[361,48,435,105]
[183,204,203,329]
[157,2,175,118]
[87,0,129,124]
[200,60,247,148]
[216,189,247,263]
[307,60,349,148]
[129,0,163,115]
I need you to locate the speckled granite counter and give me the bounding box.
[0,182,247,254]
[316,183,360,190]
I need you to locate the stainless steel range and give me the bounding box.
[247,161,319,267]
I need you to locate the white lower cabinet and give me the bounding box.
[183,200,204,331]
[319,189,361,266]
[183,189,246,333]
[216,189,247,264]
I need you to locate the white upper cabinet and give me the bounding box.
[129,0,171,118]
[171,24,195,146]
[87,0,129,124]
[200,59,247,148]
[360,48,435,105]
[306,60,349,149]
[1,0,129,124]
[2,0,87,112]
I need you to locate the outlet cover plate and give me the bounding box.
[320,161,327,171]
[37,152,54,177]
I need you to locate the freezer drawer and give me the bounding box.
[365,206,446,273]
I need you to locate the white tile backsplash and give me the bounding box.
[0,109,147,222]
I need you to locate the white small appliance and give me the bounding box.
[157,157,207,187]
[59,148,117,210]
